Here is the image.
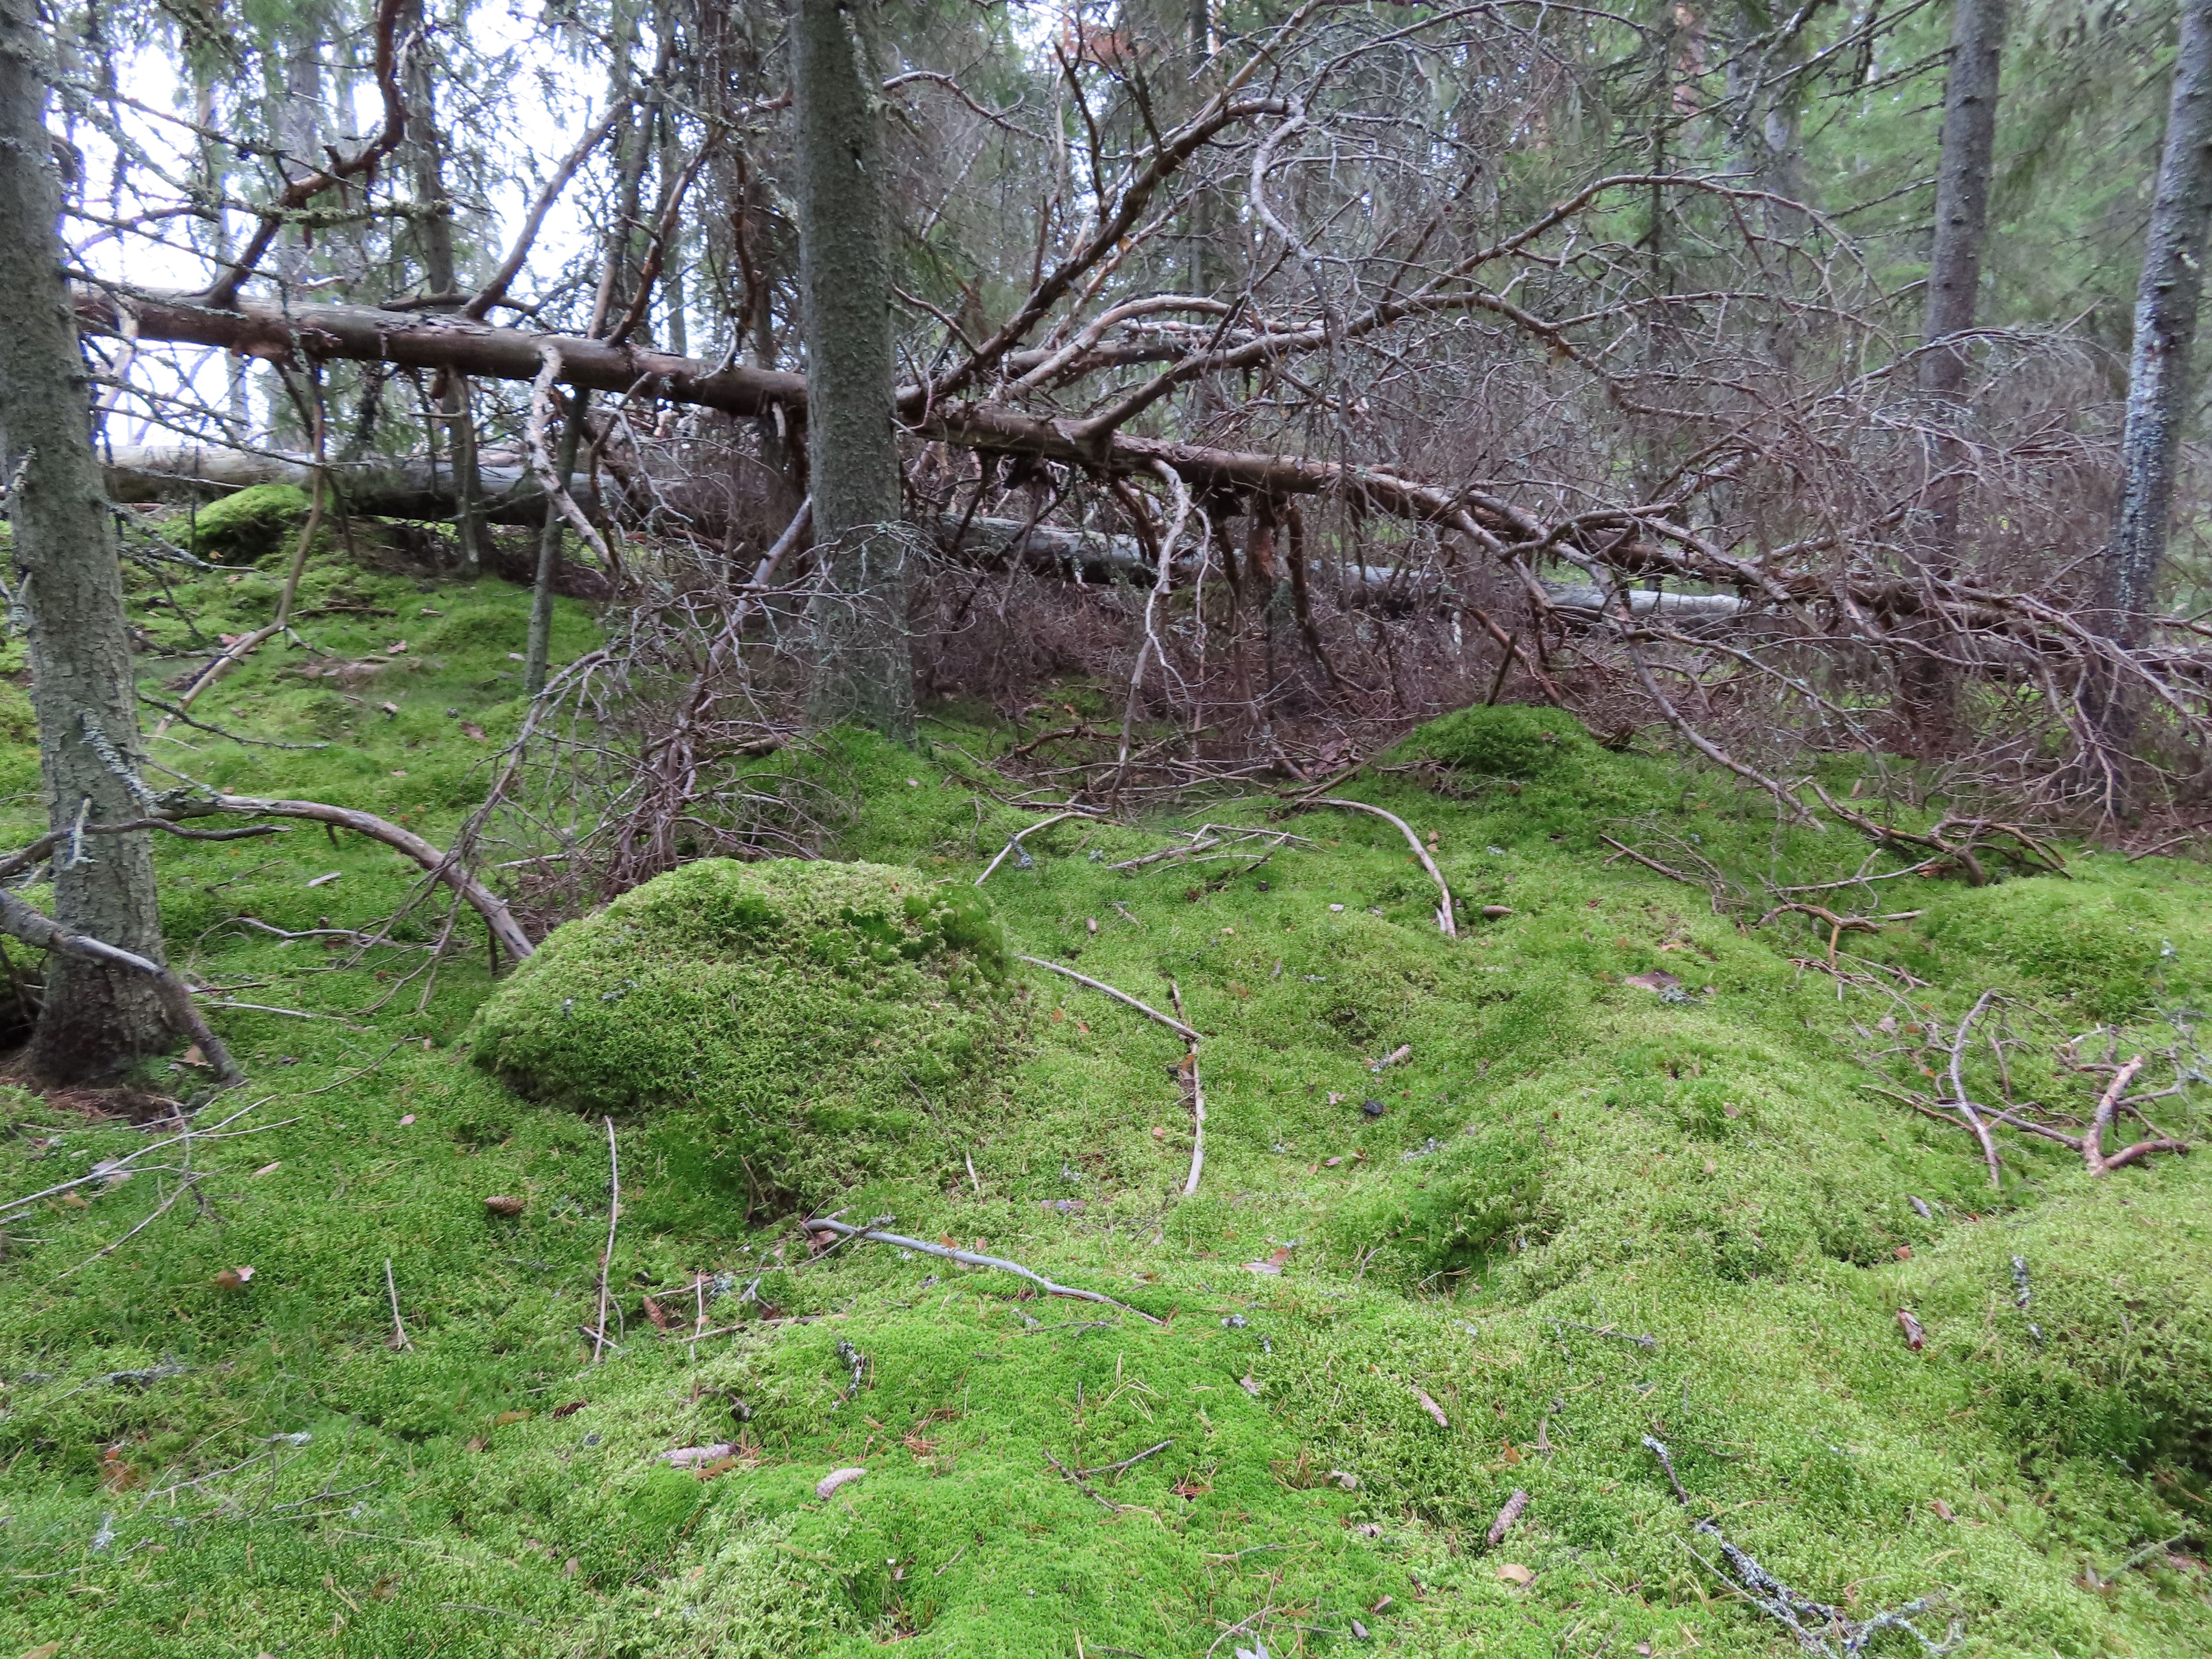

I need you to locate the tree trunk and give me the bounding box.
[0,0,175,1080]
[402,0,483,575]
[525,396,588,698]
[1901,0,2009,754]
[792,0,913,739]
[2101,0,2212,668]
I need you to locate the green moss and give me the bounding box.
[467,859,1017,1203]
[1903,1174,2212,1471]
[9,545,2212,1656]
[181,483,312,562]
[1917,879,2194,1020]
[1397,702,1599,779]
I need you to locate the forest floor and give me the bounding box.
[3,525,2212,1657]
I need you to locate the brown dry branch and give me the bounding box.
[1017,956,1201,1043]
[1168,978,1205,1199]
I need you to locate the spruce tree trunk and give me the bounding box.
[1902,0,2009,753]
[402,0,482,575]
[2101,0,2212,670]
[0,0,175,1079]
[792,0,912,739]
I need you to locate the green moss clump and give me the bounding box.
[1399,702,1598,779]
[1918,881,2186,1021]
[1903,1176,2212,1472]
[468,858,1016,1202]
[184,483,311,562]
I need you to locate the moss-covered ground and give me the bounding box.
[4,527,2212,1655]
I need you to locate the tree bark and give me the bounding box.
[0,0,175,1080]
[401,0,484,575]
[791,0,913,739]
[1902,0,2009,754]
[2101,0,2212,671]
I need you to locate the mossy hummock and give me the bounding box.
[181,482,311,562]
[469,858,1016,1201]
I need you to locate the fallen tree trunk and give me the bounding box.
[108,449,1755,622]
[68,285,2179,671]
[107,443,580,529]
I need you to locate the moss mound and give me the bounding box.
[469,858,1015,1199]
[1918,880,2191,1021]
[181,483,311,562]
[1398,702,1598,779]
[1902,1176,2212,1472]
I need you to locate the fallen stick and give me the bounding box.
[591,1116,620,1363]
[384,1258,412,1351]
[174,795,534,964]
[1309,798,1456,938]
[1547,1318,1658,1352]
[1644,1435,1962,1657]
[1597,834,1706,889]
[2084,1056,2145,1176]
[151,457,327,739]
[1944,991,2005,1191]
[976,809,1093,885]
[55,1173,205,1279]
[1044,1446,1121,1512]
[1017,955,1200,1042]
[0,1100,291,1222]
[1077,1438,1175,1481]
[798,1217,1163,1324]
[1169,979,1205,1199]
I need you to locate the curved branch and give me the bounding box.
[201,0,413,310]
[169,795,534,964]
[1310,798,1456,939]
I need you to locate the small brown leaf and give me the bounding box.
[492,1410,531,1426]
[385,640,408,654]
[1500,1440,1522,1465]
[461,723,486,742]
[179,1043,209,1068]
[550,1400,587,1418]
[1496,1562,1533,1586]
[1171,1477,1212,1499]
[1931,1498,1956,1521]
[213,1265,255,1290]
[1238,1375,1262,1397]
